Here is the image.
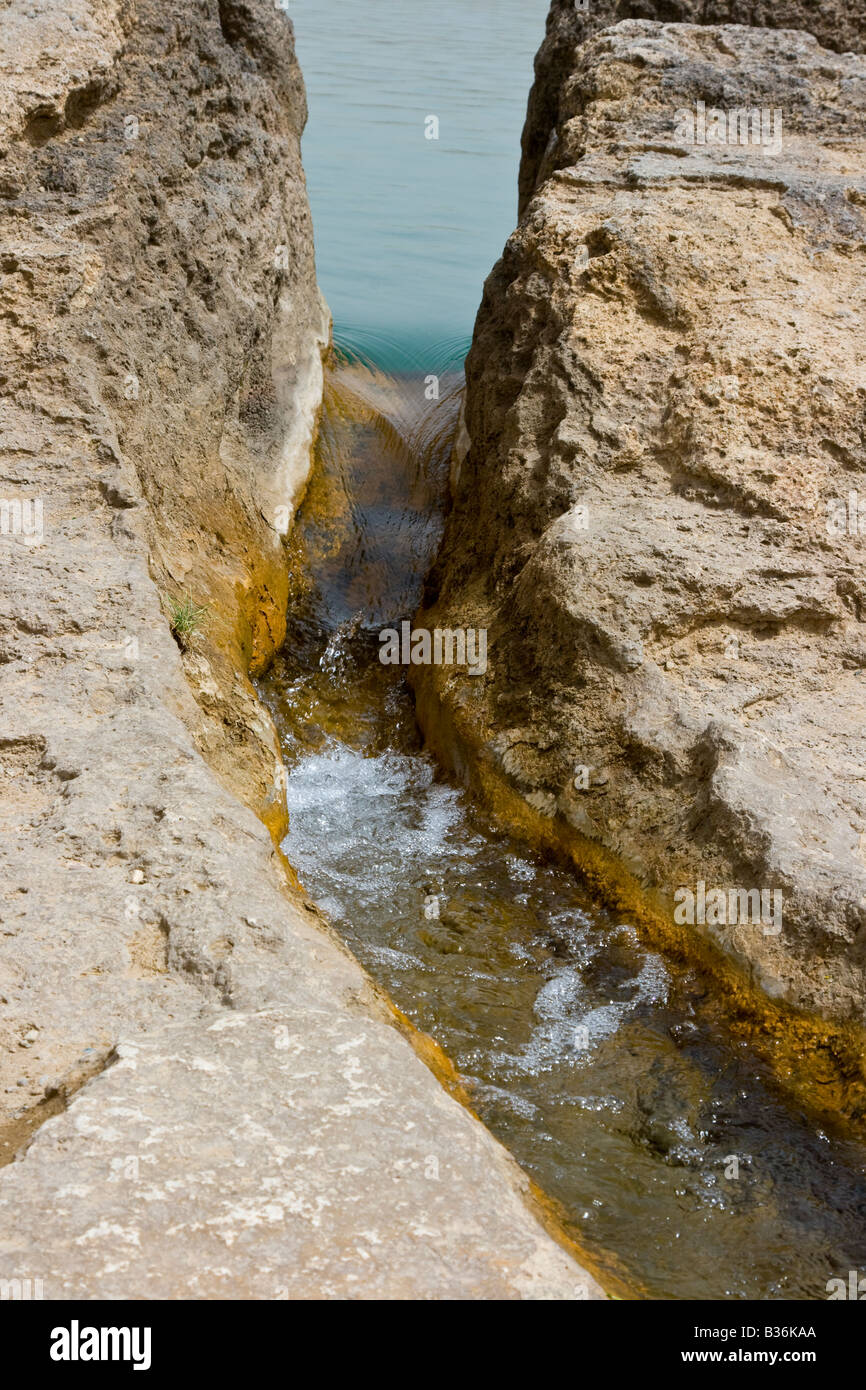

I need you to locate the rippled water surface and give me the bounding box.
[289,0,550,366]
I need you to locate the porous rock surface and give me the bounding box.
[519,0,866,216]
[416,20,866,1034]
[0,0,603,1299]
[0,1008,605,1299]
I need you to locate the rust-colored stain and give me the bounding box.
[411,670,866,1134]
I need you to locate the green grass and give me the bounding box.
[166,593,210,651]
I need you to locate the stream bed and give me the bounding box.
[260,381,866,1300]
[265,0,866,1302]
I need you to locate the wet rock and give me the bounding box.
[636,1059,704,1163]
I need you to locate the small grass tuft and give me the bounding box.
[167,593,210,651]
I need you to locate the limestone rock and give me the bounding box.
[416,21,866,1051]
[520,0,866,215]
[0,1007,604,1299]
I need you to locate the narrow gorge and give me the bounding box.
[0,0,865,1306]
[0,0,604,1300]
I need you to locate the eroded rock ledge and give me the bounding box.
[0,0,603,1299]
[415,19,866,1118]
[519,0,866,217]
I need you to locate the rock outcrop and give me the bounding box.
[415,19,866,1117]
[0,0,604,1298]
[519,0,866,216]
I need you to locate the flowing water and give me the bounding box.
[262,2,866,1298]
[260,380,866,1300]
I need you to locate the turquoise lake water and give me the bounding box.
[287,0,551,369]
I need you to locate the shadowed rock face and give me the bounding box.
[0,0,330,837]
[0,0,603,1298]
[416,20,866,1067]
[519,0,866,214]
